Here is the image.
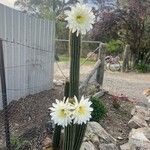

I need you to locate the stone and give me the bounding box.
[0,144,6,150]
[53,79,64,86]
[86,122,116,144]
[117,136,123,140]
[87,52,98,61]
[143,88,150,106]
[131,105,150,121]
[128,114,148,128]
[80,141,96,150]
[99,143,119,150]
[42,137,52,149]
[93,91,105,98]
[129,127,150,149]
[120,142,136,150]
[91,135,100,146]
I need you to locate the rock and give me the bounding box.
[86,122,116,144]
[53,79,64,86]
[0,144,6,150]
[87,52,98,61]
[117,136,124,140]
[131,105,150,121]
[128,114,148,128]
[91,135,100,146]
[99,143,119,150]
[42,137,52,149]
[129,127,150,149]
[143,88,150,104]
[120,142,136,150]
[80,141,96,150]
[93,91,105,98]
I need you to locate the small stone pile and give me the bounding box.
[121,88,150,150]
[81,121,118,150]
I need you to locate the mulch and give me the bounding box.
[0,85,133,148]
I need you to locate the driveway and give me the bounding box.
[54,62,150,103]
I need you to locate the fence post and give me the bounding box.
[0,39,11,149]
[96,43,106,88]
[122,44,130,72]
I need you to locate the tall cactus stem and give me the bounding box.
[74,124,87,150]
[69,32,81,98]
[63,32,81,150]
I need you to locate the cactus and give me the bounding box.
[52,81,70,150]
[52,125,62,150]
[69,32,81,98]
[74,124,87,150]
[63,32,81,150]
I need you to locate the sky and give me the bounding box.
[0,0,16,8]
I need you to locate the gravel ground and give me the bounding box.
[54,62,150,103]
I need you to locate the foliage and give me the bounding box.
[135,63,150,73]
[90,97,107,122]
[15,0,77,19]
[106,40,123,55]
[91,0,150,67]
[10,136,31,150]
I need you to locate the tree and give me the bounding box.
[15,0,77,19]
[91,0,150,68]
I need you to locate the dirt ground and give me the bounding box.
[0,86,64,149]
[0,85,133,149]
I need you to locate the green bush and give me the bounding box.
[135,63,150,73]
[90,97,107,122]
[10,136,31,150]
[106,39,123,55]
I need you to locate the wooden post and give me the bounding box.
[0,39,11,149]
[96,43,106,88]
[122,44,130,72]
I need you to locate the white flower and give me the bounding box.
[72,96,93,124]
[65,3,95,36]
[50,99,72,127]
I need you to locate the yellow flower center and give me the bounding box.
[59,109,67,118]
[78,106,86,115]
[76,15,85,24]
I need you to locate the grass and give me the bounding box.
[58,55,96,65]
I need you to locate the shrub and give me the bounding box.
[90,97,107,122]
[135,63,150,73]
[10,136,31,150]
[106,39,123,55]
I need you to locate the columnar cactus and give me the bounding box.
[64,32,81,150]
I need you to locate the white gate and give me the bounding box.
[0,4,55,109]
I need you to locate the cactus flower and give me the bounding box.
[72,96,93,124]
[65,3,95,36]
[50,99,72,127]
